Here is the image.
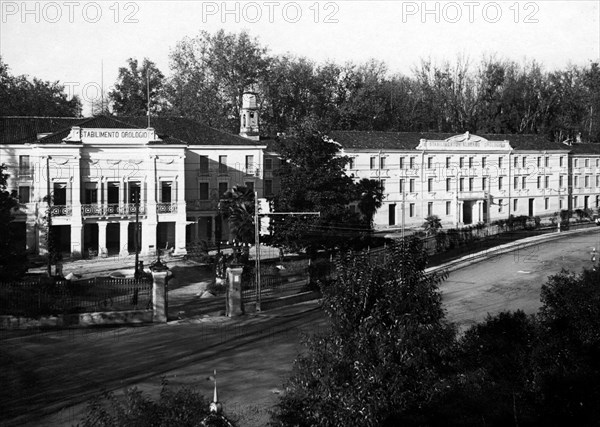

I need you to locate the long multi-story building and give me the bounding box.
[331,131,600,230]
[2,94,600,257]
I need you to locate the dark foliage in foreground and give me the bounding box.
[271,241,600,426]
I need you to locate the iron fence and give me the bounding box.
[0,276,152,318]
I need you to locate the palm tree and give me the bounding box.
[357,178,384,229]
[219,185,255,260]
[423,215,442,236]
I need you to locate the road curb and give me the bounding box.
[425,226,600,275]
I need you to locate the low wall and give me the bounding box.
[0,309,153,330]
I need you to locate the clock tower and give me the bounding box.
[239,90,260,141]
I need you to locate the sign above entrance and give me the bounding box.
[416,132,512,151]
[64,127,161,144]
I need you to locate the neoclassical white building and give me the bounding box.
[331,130,600,230]
[1,94,267,257]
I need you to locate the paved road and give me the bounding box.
[441,229,600,331]
[0,302,328,427]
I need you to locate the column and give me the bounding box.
[477,201,483,223]
[119,221,129,256]
[119,178,125,213]
[173,154,188,255]
[151,266,169,323]
[173,221,187,255]
[142,220,157,256]
[458,201,464,226]
[98,222,107,256]
[71,224,83,257]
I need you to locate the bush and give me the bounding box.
[80,380,237,427]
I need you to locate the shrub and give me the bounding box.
[80,381,237,427]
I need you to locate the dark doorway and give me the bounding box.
[157,222,175,251]
[463,201,473,225]
[107,182,119,204]
[128,222,141,254]
[106,223,120,255]
[389,204,396,226]
[529,198,535,217]
[51,225,70,254]
[584,196,589,210]
[9,222,26,253]
[83,224,99,255]
[482,200,488,223]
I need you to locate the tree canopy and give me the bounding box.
[0,57,82,117]
[0,164,28,281]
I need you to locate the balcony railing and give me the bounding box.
[156,202,177,214]
[81,203,146,217]
[51,205,72,216]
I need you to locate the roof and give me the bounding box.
[1,115,265,147]
[329,130,571,152]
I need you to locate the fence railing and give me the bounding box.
[0,276,152,318]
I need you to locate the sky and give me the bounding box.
[1,0,599,116]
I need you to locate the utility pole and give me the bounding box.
[254,192,261,311]
[134,190,140,278]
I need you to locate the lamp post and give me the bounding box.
[134,190,141,279]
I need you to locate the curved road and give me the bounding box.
[441,229,600,331]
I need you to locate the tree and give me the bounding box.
[356,178,384,228]
[0,57,82,117]
[109,57,166,116]
[0,164,28,281]
[219,185,255,258]
[266,129,365,256]
[271,238,454,426]
[423,215,442,236]
[167,30,270,133]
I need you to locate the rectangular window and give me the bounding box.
[469,157,474,168]
[499,176,503,190]
[409,203,415,217]
[499,157,503,169]
[469,178,474,191]
[370,157,376,169]
[409,179,415,192]
[596,175,600,187]
[84,182,98,204]
[522,176,527,189]
[585,176,590,187]
[575,159,579,168]
[446,201,451,215]
[514,156,518,168]
[585,159,590,168]
[545,176,549,188]
[428,157,433,169]
[399,157,405,169]
[446,157,451,168]
[428,178,433,192]
[560,199,563,209]
[574,196,578,207]
[245,155,254,172]
[514,176,519,189]
[482,157,487,168]
[459,178,464,191]
[399,179,405,193]
[537,176,541,189]
[160,181,172,203]
[265,158,273,170]
[380,156,386,169]
[537,157,541,168]
[409,157,415,169]
[348,158,354,169]
[18,186,30,203]
[498,199,503,213]
[545,157,549,167]
[199,156,209,175]
[380,179,386,192]
[514,199,518,211]
[522,156,527,168]
[574,176,579,188]
[264,179,273,196]
[545,198,549,210]
[559,175,564,187]
[218,182,228,196]
[199,182,209,200]
[107,182,119,204]
[560,156,564,167]
[460,157,464,168]
[482,177,487,191]
[218,155,227,174]
[446,178,451,192]
[18,155,31,176]
[427,202,433,217]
